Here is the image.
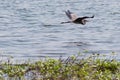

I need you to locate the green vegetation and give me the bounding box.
[0,54,120,80]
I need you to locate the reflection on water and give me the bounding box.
[0,0,120,61]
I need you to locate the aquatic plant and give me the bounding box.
[0,54,119,80]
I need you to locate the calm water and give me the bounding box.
[0,0,120,61]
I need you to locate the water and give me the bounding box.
[0,0,120,61]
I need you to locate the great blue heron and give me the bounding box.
[61,10,94,25]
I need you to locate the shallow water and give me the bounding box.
[0,0,120,61]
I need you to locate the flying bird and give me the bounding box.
[61,10,94,25]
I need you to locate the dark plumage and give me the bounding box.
[61,10,94,25]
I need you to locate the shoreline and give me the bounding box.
[0,53,119,80]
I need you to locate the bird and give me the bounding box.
[61,10,94,25]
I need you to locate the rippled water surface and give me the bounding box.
[0,0,120,60]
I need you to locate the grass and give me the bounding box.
[0,53,120,80]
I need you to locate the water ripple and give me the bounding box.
[0,0,120,60]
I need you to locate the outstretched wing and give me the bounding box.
[65,10,78,21]
[65,10,72,19]
[80,15,94,20]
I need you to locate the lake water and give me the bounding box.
[0,0,120,61]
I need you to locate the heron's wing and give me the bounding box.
[80,15,94,20]
[65,10,77,21]
[65,10,72,19]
